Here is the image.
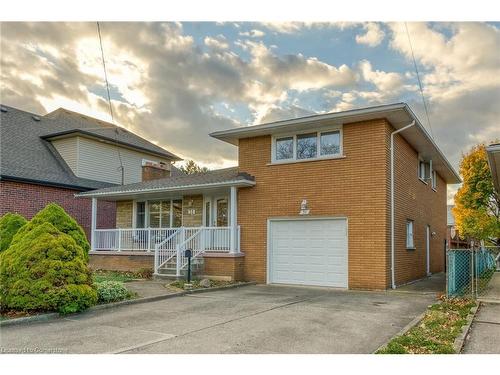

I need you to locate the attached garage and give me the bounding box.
[267,218,348,288]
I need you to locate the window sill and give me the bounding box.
[268,155,346,166]
[419,178,428,185]
[406,247,416,251]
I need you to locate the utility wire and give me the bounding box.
[96,21,124,184]
[404,22,435,139]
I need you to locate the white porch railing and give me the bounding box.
[93,228,179,251]
[93,226,240,253]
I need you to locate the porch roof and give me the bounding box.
[76,167,255,200]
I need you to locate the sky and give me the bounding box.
[1,22,499,203]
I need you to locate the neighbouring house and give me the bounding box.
[446,205,469,249]
[78,103,461,290]
[487,143,500,193]
[0,104,181,238]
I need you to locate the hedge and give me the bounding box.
[0,222,96,314]
[0,213,27,252]
[13,203,90,258]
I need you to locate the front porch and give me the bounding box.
[79,168,255,279]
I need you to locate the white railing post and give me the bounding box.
[176,245,181,277]
[90,198,97,251]
[230,186,238,253]
[117,228,122,252]
[148,228,152,252]
[154,242,158,274]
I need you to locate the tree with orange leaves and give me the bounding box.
[453,143,500,246]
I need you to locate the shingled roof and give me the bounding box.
[77,167,255,198]
[0,104,180,191]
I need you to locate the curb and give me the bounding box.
[0,281,256,328]
[454,303,480,353]
[372,309,428,353]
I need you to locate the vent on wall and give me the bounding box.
[32,115,41,121]
[0,106,7,113]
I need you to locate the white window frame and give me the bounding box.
[406,219,415,249]
[271,125,343,164]
[134,198,183,229]
[431,170,437,190]
[418,160,427,182]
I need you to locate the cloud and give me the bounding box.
[204,35,230,50]
[355,22,385,47]
[238,29,265,38]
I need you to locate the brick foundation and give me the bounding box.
[202,253,245,281]
[89,251,154,272]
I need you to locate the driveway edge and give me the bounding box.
[0,281,256,328]
[454,303,480,353]
[372,309,428,353]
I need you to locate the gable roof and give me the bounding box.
[77,167,255,199]
[44,108,181,160]
[0,104,179,191]
[210,102,461,184]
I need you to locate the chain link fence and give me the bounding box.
[446,245,498,298]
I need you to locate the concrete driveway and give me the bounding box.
[0,285,435,354]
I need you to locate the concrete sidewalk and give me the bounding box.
[478,272,500,303]
[462,302,500,354]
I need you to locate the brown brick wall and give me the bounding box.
[203,254,245,281]
[182,195,203,227]
[0,180,116,238]
[142,165,170,181]
[238,119,390,289]
[392,128,447,285]
[89,251,153,272]
[116,200,133,228]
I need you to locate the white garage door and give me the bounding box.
[268,218,348,288]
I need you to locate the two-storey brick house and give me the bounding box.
[78,103,460,290]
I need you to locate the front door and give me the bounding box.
[216,198,228,227]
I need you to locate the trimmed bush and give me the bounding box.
[13,203,90,257]
[0,222,97,314]
[0,213,27,252]
[96,281,131,304]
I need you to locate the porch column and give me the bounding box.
[230,186,238,253]
[90,198,97,251]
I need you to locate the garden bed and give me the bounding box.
[376,297,477,354]
[92,269,152,283]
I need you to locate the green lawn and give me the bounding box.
[377,297,476,354]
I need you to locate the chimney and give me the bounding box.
[142,159,171,181]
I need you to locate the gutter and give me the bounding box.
[390,120,416,289]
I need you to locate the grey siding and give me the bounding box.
[52,137,78,173]
[76,137,171,184]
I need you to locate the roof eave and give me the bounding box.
[75,179,256,199]
[41,130,182,161]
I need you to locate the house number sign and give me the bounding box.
[187,208,196,215]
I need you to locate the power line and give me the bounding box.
[404,22,435,139]
[96,21,124,184]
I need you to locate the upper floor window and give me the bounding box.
[272,128,342,163]
[431,170,437,190]
[418,160,427,181]
[275,137,294,160]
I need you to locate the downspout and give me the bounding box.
[390,121,415,289]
